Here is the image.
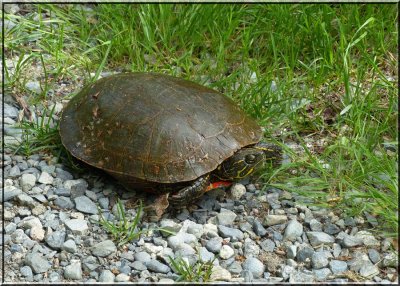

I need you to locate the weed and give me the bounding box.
[95,199,175,247]
[168,254,215,282]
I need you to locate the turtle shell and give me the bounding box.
[60,72,262,184]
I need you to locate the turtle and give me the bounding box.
[59,72,282,207]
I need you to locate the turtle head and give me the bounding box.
[216,142,282,180]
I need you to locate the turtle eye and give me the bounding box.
[245,154,256,164]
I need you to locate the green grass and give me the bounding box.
[95,199,175,247]
[4,3,398,236]
[168,254,216,282]
[95,199,146,247]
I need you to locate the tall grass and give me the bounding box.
[4,3,398,235]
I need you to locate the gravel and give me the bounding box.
[98,270,115,282]
[283,219,303,241]
[218,225,244,241]
[64,260,83,280]
[3,52,397,282]
[219,245,235,259]
[329,260,348,274]
[242,257,265,278]
[25,253,52,274]
[91,240,117,257]
[64,219,88,235]
[74,196,98,214]
[45,230,66,249]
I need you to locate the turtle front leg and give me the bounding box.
[168,174,210,207]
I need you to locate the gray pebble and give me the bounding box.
[323,223,341,235]
[306,231,335,246]
[132,261,147,271]
[354,231,380,247]
[145,259,171,274]
[242,257,265,278]
[98,269,115,282]
[359,264,379,278]
[20,173,37,192]
[239,221,253,233]
[4,187,22,202]
[283,219,303,241]
[309,219,323,231]
[85,190,97,201]
[264,214,288,226]
[25,253,52,274]
[332,243,342,258]
[62,239,77,253]
[314,268,332,282]
[64,260,82,280]
[66,181,86,197]
[98,197,109,209]
[8,165,21,177]
[159,219,182,234]
[187,223,204,239]
[329,260,348,274]
[54,188,71,197]
[241,270,254,282]
[64,219,88,235]
[4,103,19,119]
[199,246,215,262]
[243,238,260,258]
[311,251,332,269]
[55,168,73,181]
[17,193,36,207]
[74,196,98,214]
[281,265,295,280]
[228,261,242,274]
[38,171,54,185]
[45,230,66,249]
[82,256,99,272]
[341,234,364,248]
[32,195,47,204]
[175,243,196,262]
[48,272,60,282]
[381,238,392,251]
[287,245,297,259]
[289,269,315,282]
[252,219,267,236]
[259,239,275,252]
[134,251,151,263]
[347,251,371,272]
[210,265,232,281]
[230,183,246,200]
[343,217,356,226]
[381,252,397,267]
[219,245,235,259]
[167,233,196,250]
[20,265,33,277]
[54,197,74,209]
[218,225,244,241]
[217,208,237,225]
[91,240,116,257]
[115,273,130,282]
[296,245,314,263]
[205,236,223,253]
[5,222,17,234]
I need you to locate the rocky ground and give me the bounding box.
[2,137,399,283]
[2,3,399,283]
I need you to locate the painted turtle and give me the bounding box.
[60,72,281,206]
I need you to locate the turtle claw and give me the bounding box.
[145,193,170,221]
[169,174,210,208]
